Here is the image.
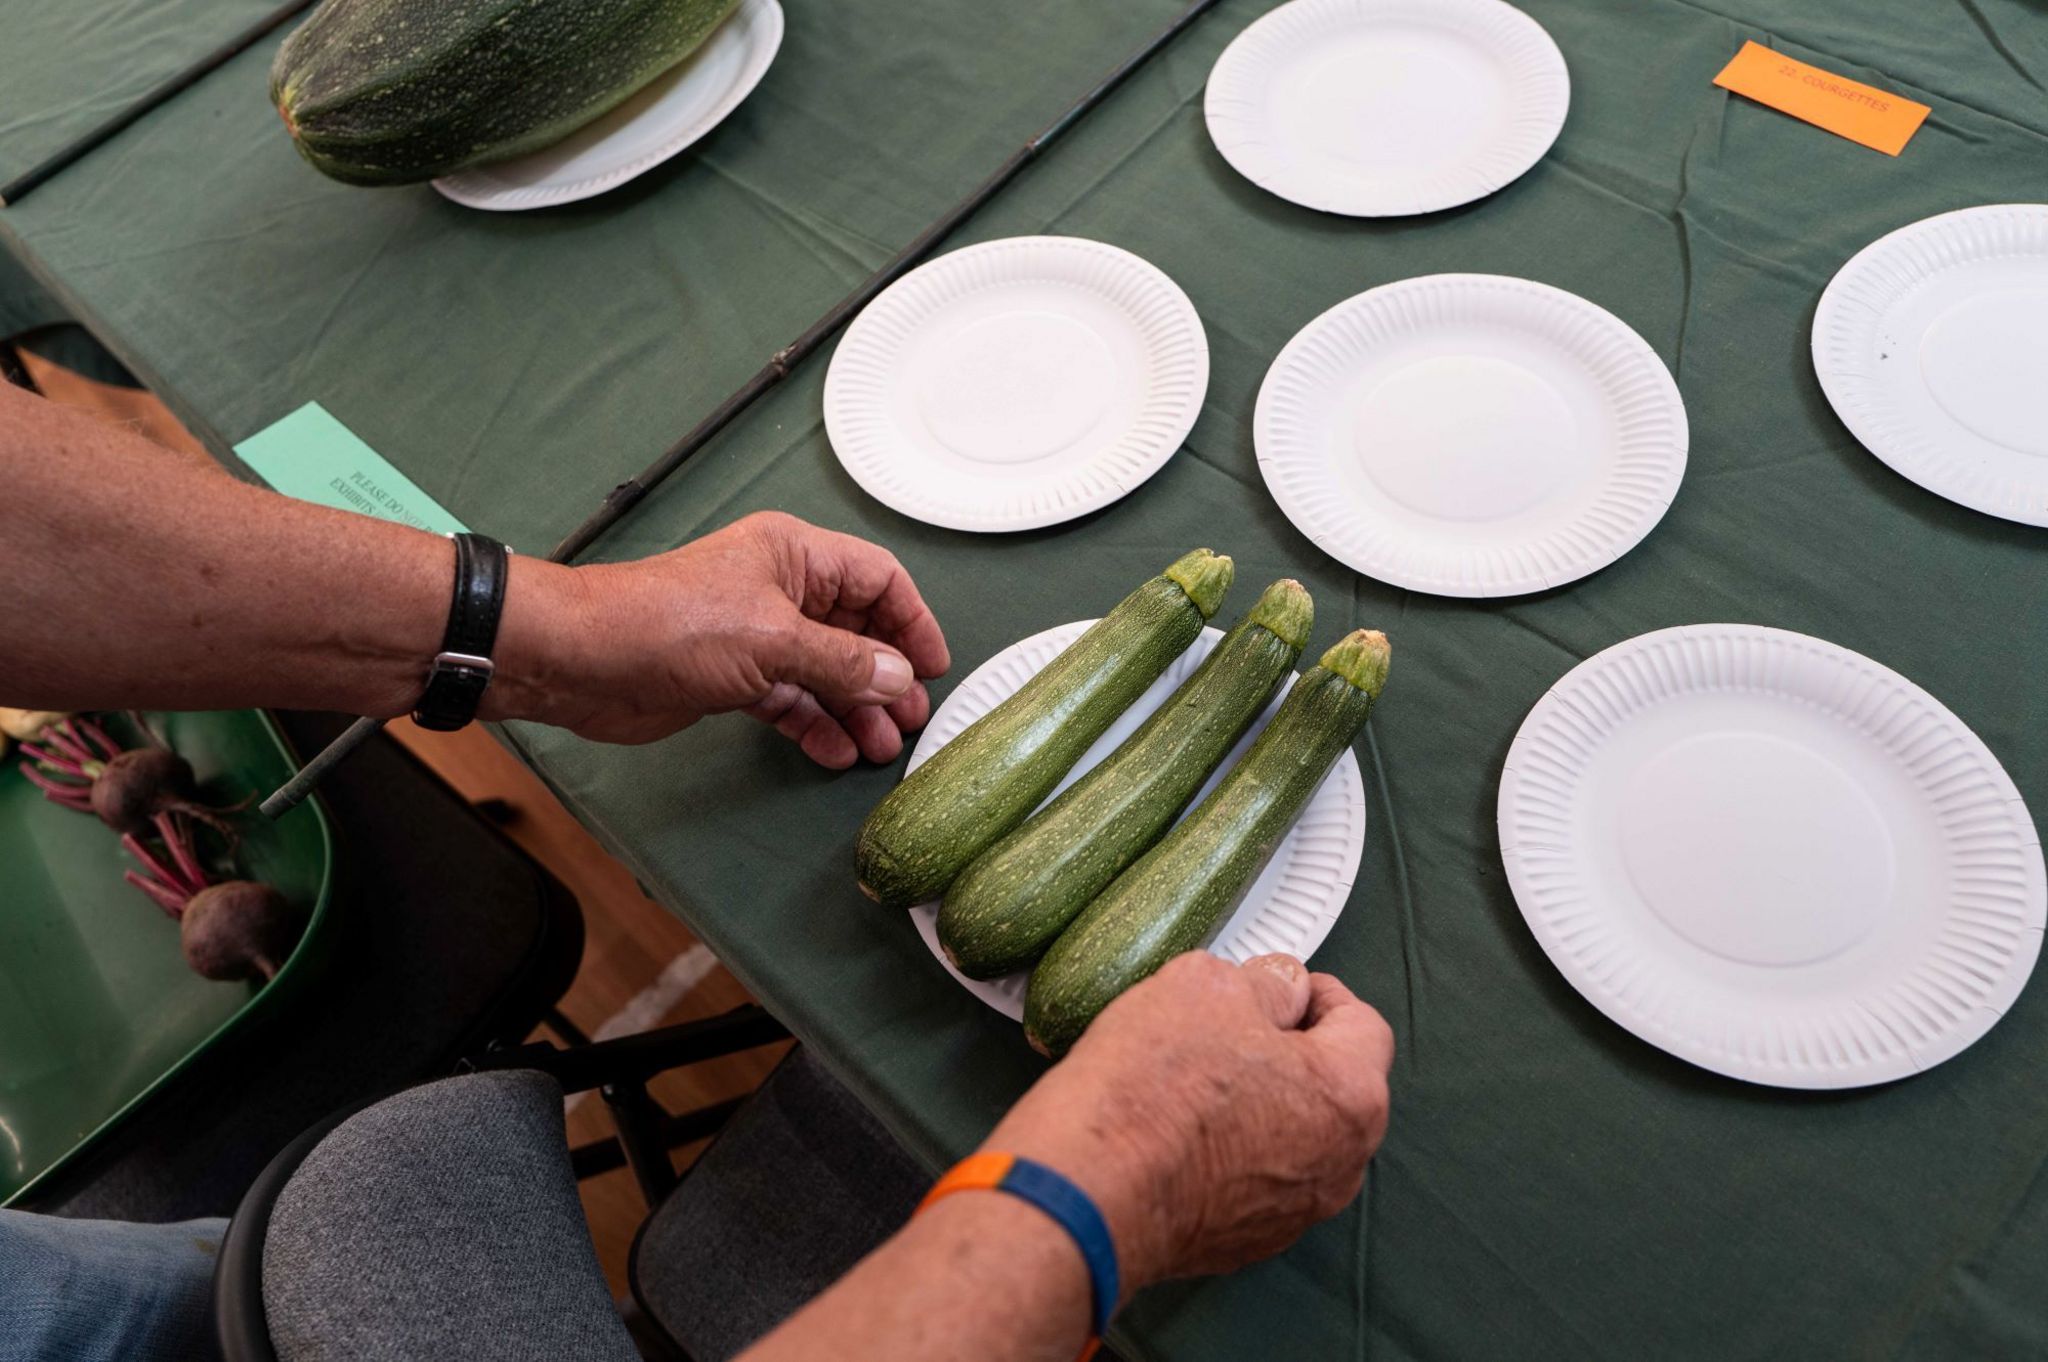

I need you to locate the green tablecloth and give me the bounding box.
[5,0,2048,1354]
[0,0,288,189]
[0,0,296,379]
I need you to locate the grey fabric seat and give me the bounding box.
[631,1048,930,1360]
[260,1070,636,1362]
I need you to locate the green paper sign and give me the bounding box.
[234,401,467,535]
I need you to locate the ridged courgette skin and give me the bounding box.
[271,0,742,185]
[1024,629,1391,1057]
[856,551,1234,911]
[938,580,1314,980]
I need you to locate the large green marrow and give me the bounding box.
[271,0,743,185]
[1024,629,1391,1057]
[938,580,1313,980]
[856,551,1234,911]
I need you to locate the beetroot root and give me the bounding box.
[122,811,302,985]
[90,747,237,838]
[180,881,304,982]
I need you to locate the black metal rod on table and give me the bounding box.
[0,0,318,207]
[259,0,1228,816]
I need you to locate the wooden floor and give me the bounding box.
[17,345,786,1299]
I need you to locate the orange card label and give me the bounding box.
[1712,41,1930,156]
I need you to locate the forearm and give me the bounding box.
[739,1193,1095,1362]
[747,956,1396,1362]
[742,1085,1177,1362]
[0,381,584,720]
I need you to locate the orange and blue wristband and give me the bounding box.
[919,1152,1120,1359]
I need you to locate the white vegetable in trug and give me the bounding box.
[0,708,68,741]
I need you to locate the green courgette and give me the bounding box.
[856,550,1235,911]
[271,0,743,185]
[938,580,1314,980]
[1023,629,1391,1057]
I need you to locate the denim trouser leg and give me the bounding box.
[0,1210,227,1362]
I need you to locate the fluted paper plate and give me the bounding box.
[907,620,1367,1020]
[825,237,1209,532]
[1205,0,1569,216]
[1813,203,2048,526]
[1256,274,1687,597]
[433,0,783,211]
[1499,624,2045,1089]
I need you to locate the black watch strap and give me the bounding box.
[412,533,510,732]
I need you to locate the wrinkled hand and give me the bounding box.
[986,952,1393,1292]
[496,511,950,765]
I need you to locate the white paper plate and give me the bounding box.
[1499,624,2045,1089]
[1255,274,1687,597]
[907,619,1368,1020]
[824,237,1209,532]
[1205,0,1568,217]
[1813,203,2048,526]
[433,0,783,211]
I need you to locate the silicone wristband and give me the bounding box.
[919,1152,1119,1358]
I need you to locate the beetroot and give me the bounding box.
[121,812,303,984]
[18,717,237,837]
[180,882,303,982]
[93,748,204,834]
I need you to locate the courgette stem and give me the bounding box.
[938,580,1313,979]
[1023,629,1391,1057]
[1320,629,1391,695]
[1246,577,1315,650]
[1163,549,1236,621]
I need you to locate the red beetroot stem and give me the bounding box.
[19,761,92,807]
[154,812,211,895]
[122,831,202,900]
[42,723,99,769]
[124,870,188,918]
[17,740,87,778]
[72,716,124,762]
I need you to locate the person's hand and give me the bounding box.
[492,511,949,764]
[983,952,1393,1294]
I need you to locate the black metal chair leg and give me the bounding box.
[544,1006,593,1047]
[467,1003,789,1094]
[603,1081,680,1207]
[568,1095,748,1181]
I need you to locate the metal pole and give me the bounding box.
[261,0,1227,817]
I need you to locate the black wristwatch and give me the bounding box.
[412,532,510,731]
